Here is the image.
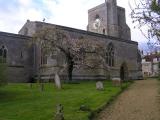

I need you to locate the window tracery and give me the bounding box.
[106,43,114,66]
[0,45,7,63]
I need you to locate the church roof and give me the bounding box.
[34,21,138,45]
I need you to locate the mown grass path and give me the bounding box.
[94,79,160,120]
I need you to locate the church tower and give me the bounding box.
[107,0,119,37]
[87,0,131,40]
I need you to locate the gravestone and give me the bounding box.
[55,73,61,89]
[112,78,121,86]
[96,81,104,90]
[79,105,91,111]
[55,104,64,120]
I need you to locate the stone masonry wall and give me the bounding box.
[19,21,140,80]
[0,32,33,82]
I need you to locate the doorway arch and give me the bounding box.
[120,62,128,81]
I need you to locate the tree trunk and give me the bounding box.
[67,59,74,82]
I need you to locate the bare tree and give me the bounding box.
[130,0,160,43]
[32,26,109,86]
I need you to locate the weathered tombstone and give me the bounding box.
[55,104,64,120]
[79,105,91,111]
[55,73,62,89]
[96,81,104,90]
[112,78,121,86]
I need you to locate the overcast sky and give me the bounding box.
[0,0,148,50]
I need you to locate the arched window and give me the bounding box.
[106,43,114,67]
[95,14,100,19]
[0,45,7,63]
[40,49,47,65]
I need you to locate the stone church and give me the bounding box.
[0,0,142,82]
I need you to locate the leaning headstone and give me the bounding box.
[112,78,121,86]
[55,73,61,89]
[96,81,104,90]
[55,104,64,120]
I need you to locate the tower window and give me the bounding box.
[95,14,100,19]
[93,15,101,30]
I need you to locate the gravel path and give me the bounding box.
[94,79,160,120]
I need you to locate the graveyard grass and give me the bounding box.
[0,81,131,120]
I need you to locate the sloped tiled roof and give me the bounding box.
[143,53,160,62]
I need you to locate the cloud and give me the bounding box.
[18,0,32,7]
[0,0,149,50]
[0,0,131,32]
[41,0,104,30]
[0,0,47,33]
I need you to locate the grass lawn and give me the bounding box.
[0,81,131,120]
